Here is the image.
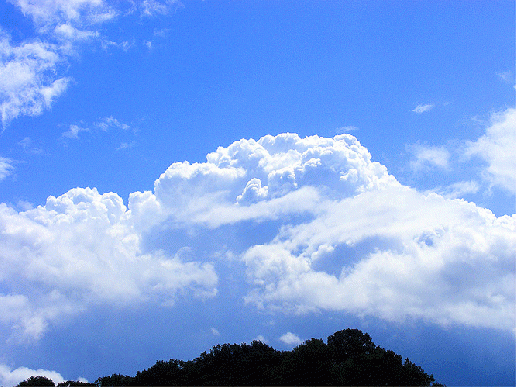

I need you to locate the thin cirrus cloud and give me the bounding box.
[412,103,435,114]
[0,157,14,181]
[0,131,514,344]
[61,116,131,139]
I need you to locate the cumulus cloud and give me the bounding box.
[279,332,303,346]
[147,133,514,331]
[465,107,516,195]
[408,144,450,171]
[1,133,514,343]
[412,103,435,114]
[0,364,67,387]
[0,157,14,181]
[0,187,217,340]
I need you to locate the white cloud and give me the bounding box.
[253,334,267,343]
[95,116,130,131]
[0,157,14,181]
[0,133,514,344]
[0,0,116,126]
[146,133,514,332]
[2,1,184,126]
[279,332,303,346]
[465,107,516,195]
[243,186,515,331]
[62,124,89,139]
[9,0,116,30]
[412,103,435,114]
[0,33,71,126]
[140,0,182,17]
[408,144,450,171]
[211,327,220,336]
[62,117,131,139]
[0,364,67,387]
[0,187,217,340]
[54,23,98,41]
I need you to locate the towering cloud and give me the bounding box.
[0,133,514,344]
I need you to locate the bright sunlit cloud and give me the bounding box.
[1,1,514,386]
[279,332,303,347]
[1,133,514,345]
[465,107,516,195]
[0,365,68,387]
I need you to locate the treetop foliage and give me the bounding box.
[17,328,444,386]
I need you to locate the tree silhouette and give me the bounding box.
[93,328,441,386]
[17,376,55,387]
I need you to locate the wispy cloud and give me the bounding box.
[336,125,359,134]
[8,0,117,32]
[0,33,71,126]
[412,103,435,114]
[95,116,130,131]
[18,137,44,154]
[1,1,182,126]
[0,157,14,181]
[433,180,480,199]
[117,141,136,151]
[407,144,450,171]
[496,71,514,84]
[62,123,89,139]
[62,116,131,139]
[140,0,183,17]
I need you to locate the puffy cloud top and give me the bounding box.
[0,133,514,344]
[155,134,396,217]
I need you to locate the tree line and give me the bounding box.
[17,328,444,386]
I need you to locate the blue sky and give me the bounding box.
[0,1,515,386]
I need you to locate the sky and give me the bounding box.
[0,0,515,386]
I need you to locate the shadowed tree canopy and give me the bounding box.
[17,376,55,387]
[18,329,444,386]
